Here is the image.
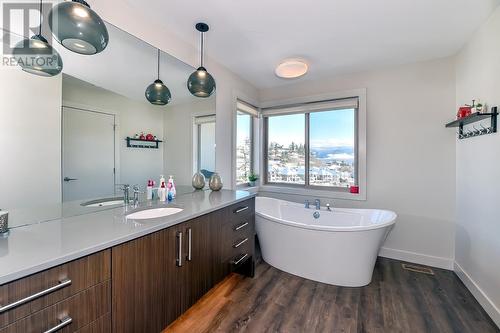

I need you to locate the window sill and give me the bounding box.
[236,184,259,194]
[258,185,366,201]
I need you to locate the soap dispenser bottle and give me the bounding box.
[168,175,176,198]
[159,182,166,202]
[146,180,154,200]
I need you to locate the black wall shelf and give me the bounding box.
[126,137,163,149]
[445,107,498,140]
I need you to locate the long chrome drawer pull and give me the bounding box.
[234,222,249,231]
[234,206,249,214]
[43,316,73,333]
[233,238,249,248]
[176,231,183,267]
[231,253,248,265]
[0,278,72,313]
[187,228,192,261]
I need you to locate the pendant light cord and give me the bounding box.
[38,0,42,35]
[200,31,204,67]
[157,49,160,80]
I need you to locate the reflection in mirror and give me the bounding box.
[0,21,216,227]
[194,115,217,180]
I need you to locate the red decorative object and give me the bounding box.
[350,186,359,194]
[457,106,472,119]
[139,133,146,140]
[146,133,154,141]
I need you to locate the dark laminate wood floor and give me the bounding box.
[166,258,499,333]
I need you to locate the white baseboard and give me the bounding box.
[379,247,454,270]
[454,262,500,328]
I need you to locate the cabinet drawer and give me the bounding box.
[0,281,110,333]
[222,234,254,262]
[222,216,254,247]
[223,199,255,225]
[74,313,111,333]
[224,242,253,268]
[0,250,110,328]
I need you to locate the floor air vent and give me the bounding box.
[402,263,435,275]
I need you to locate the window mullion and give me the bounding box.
[305,113,310,186]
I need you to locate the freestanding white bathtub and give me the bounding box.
[255,197,397,287]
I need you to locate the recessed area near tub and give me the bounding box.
[1,1,499,332]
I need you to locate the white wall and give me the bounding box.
[454,6,500,327]
[62,76,164,188]
[92,0,260,189]
[0,69,62,209]
[259,58,457,269]
[163,97,216,185]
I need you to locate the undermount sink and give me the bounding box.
[126,207,184,220]
[82,197,124,207]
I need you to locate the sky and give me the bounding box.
[267,109,355,148]
[237,112,251,144]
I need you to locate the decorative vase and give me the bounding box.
[248,181,256,187]
[192,172,206,190]
[209,173,223,191]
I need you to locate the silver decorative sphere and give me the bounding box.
[192,172,206,190]
[209,173,223,191]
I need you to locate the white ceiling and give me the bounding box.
[125,0,500,89]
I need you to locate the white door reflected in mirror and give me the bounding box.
[62,107,116,202]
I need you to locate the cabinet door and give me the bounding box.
[210,207,229,283]
[180,214,214,312]
[112,228,181,333]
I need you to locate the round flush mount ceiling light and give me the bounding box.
[275,59,308,79]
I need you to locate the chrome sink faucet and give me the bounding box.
[314,199,321,210]
[132,185,142,206]
[305,200,310,209]
[326,203,332,211]
[117,184,130,204]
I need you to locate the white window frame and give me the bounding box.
[235,99,259,187]
[259,89,367,201]
[193,114,216,175]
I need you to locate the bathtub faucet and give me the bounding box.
[305,200,310,209]
[314,199,321,210]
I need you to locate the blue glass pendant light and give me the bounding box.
[12,0,63,77]
[187,23,216,98]
[48,0,108,55]
[145,49,172,105]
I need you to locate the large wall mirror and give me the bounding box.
[0,21,216,226]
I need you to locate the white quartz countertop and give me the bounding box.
[0,190,255,285]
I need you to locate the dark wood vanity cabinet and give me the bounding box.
[112,198,255,333]
[0,198,254,333]
[0,250,111,333]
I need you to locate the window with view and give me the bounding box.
[235,100,258,185]
[264,98,358,190]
